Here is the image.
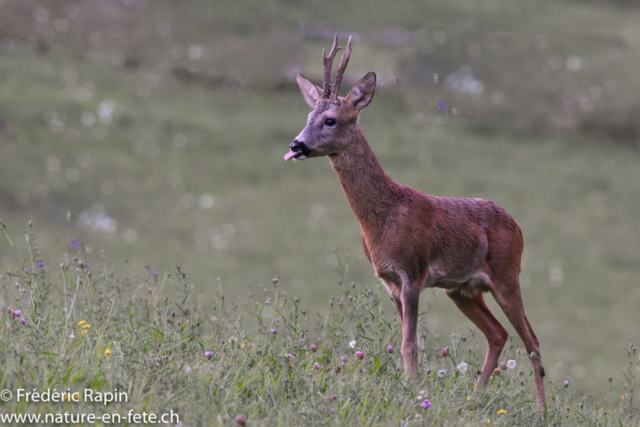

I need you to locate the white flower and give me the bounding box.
[507,360,517,370]
[349,340,357,349]
[457,361,468,374]
[437,369,448,377]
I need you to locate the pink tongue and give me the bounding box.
[284,151,298,161]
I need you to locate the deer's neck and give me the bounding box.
[329,125,397,236]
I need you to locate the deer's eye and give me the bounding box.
[324,118,336,127]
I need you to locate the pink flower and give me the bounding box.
[341,355,347,362]
[355,351,364,360]
[315,362,321,369]
[270,328,277,335]
[564,380,569,388]
[441,347,449,357]
[310,344,317,353]
[20,318,26,325]
[204,351,213,360]
[420,399,432,409]
[284,353,293,359]
[387,345,393,353]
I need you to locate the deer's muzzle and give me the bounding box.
[284,140,311,161]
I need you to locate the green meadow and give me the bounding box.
[1,0,640,424]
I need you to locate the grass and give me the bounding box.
[1,0,640,423]
[1,225,639,426]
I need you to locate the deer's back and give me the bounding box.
[369,185,523,293]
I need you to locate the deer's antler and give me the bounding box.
[330,36,352,103]
[322,35,342,99]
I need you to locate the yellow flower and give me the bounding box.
[467,396,471,401]
[105,348,111,357]
[78,320,86,326]
[82,324,91,329]
[241,343,245,349]
[621,395,625,400]
[469,410,474,414]
[154,294,158,300]
[497,409,507,415]
[487,420,492,424]
[63,392,81,401]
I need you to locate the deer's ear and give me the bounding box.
[346,72,376,111]
[296,73,322,109]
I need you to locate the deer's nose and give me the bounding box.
[290,140,303,152]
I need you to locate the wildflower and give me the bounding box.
[235,415,246,426]
[310,344,317,352]
[5,322,9,331]
[104,348,111,357]
[564,380,570,388]
[69,333,75,339]
[387,345,393,353]
[349,340,356,349]
[270,328,277,335]
[420,399,432,409]
[331,394,337,400]
[437,369,448,377]
[467,396,471,402]
[493,368,502,375]
[37,261,46,269]
[82,324,91,329]
[331,408,336,413]
[355,351,364,360]
[500,361,505,369]
[487,420,492,424]
[12,309,21,318]
[78,260,83,265]
[20,318,26,325]
[60,263,65,268]
[341,355,347,362]
[497,409,507,415]
[204,351,213,360]
[78,320,86,326]
[507,359,517,369]
[315,362,321,370]
[186,366,192,373]
[284,353,293,359]
[152,270,158,276]
[441,347,449,357]
[70,239,81,250]
[457,361,468,374]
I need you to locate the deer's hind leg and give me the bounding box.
[490,273,546,408]
[446,290,509,388]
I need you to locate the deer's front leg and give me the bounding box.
[401,285,420,380]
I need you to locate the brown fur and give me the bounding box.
[289,39,546,409]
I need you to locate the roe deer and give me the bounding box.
[284,35,546,408]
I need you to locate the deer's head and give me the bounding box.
[285,36,376,161]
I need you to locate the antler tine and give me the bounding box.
[322,34,342,99]
[331,36,353,102]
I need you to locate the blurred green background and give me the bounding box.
[1,0,639,392]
